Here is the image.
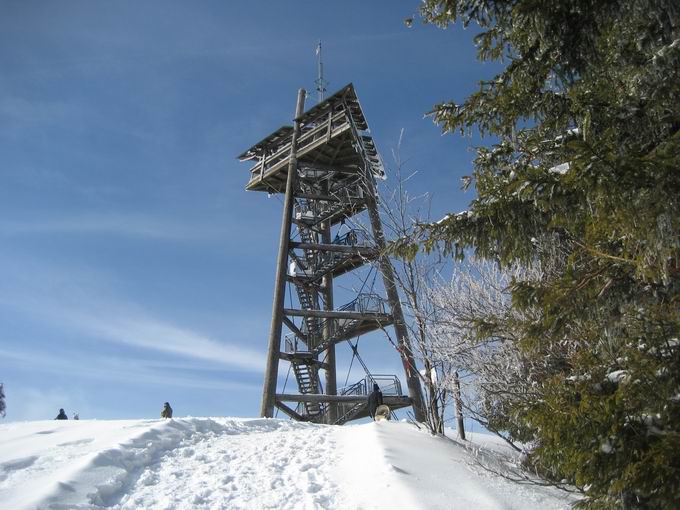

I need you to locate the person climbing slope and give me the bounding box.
[161,402,173,419]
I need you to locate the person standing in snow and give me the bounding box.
[367,383,383,420]
[55,408,68,420]
[161,402,173,419]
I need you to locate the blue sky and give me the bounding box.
[0,1,497,422]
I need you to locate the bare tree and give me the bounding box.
[425,258,547,450]
[375,131,455,435]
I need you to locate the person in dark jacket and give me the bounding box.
[367,383,383,420]
[55,408,68,420]
[161,402,173,419]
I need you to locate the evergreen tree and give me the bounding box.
[406,1,680,507]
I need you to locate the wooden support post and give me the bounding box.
[260,88,306,418]
[361,165,427,423]
[321,216,337,423]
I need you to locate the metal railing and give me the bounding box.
[338,374,403,397]
[293,192,364,228]
[338,293,386,314]
[332,228,370,247]
[368,375,403,396]
[285,333,308,353]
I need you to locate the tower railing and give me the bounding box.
[332,228,370,247]
[339,374,403,397]
[246,109,350,187]
[338,293,386,314]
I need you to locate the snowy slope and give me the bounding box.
[0,417,575,509]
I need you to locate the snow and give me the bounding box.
[548,162,570,175]
[600,440,614,454]
[0,417,575,509]
[436,211,470,225]
[606,370,629,383]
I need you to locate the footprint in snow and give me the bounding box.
[299,463,315,472]
[139,471,159,486]
[0,456,39,481]
[57,438,94,447]
[307,482,323,494]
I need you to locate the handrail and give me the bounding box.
[247,110,348,181]
[338,293,386,314]
[285,333,309,353]
[332,229,369,247]
[337,374,403,398]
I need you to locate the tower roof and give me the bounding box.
[237,83,384,192]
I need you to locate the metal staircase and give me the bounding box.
[291,361,323,416]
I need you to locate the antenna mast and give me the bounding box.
[315,40,328,103]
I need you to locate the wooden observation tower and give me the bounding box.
[237,84,425,424]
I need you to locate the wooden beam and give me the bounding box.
[281,316,307,343]
[274,401,306,421]
[290,241,377,255]
[294,193,341,202]
[284,308,392,321]
[298,162,358,175]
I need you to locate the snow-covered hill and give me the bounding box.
[0,417,575,509]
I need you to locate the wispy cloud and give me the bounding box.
[0,213,231,242]
[67,312,264,372]
[0,256,265,372]
[0,347,260,393]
